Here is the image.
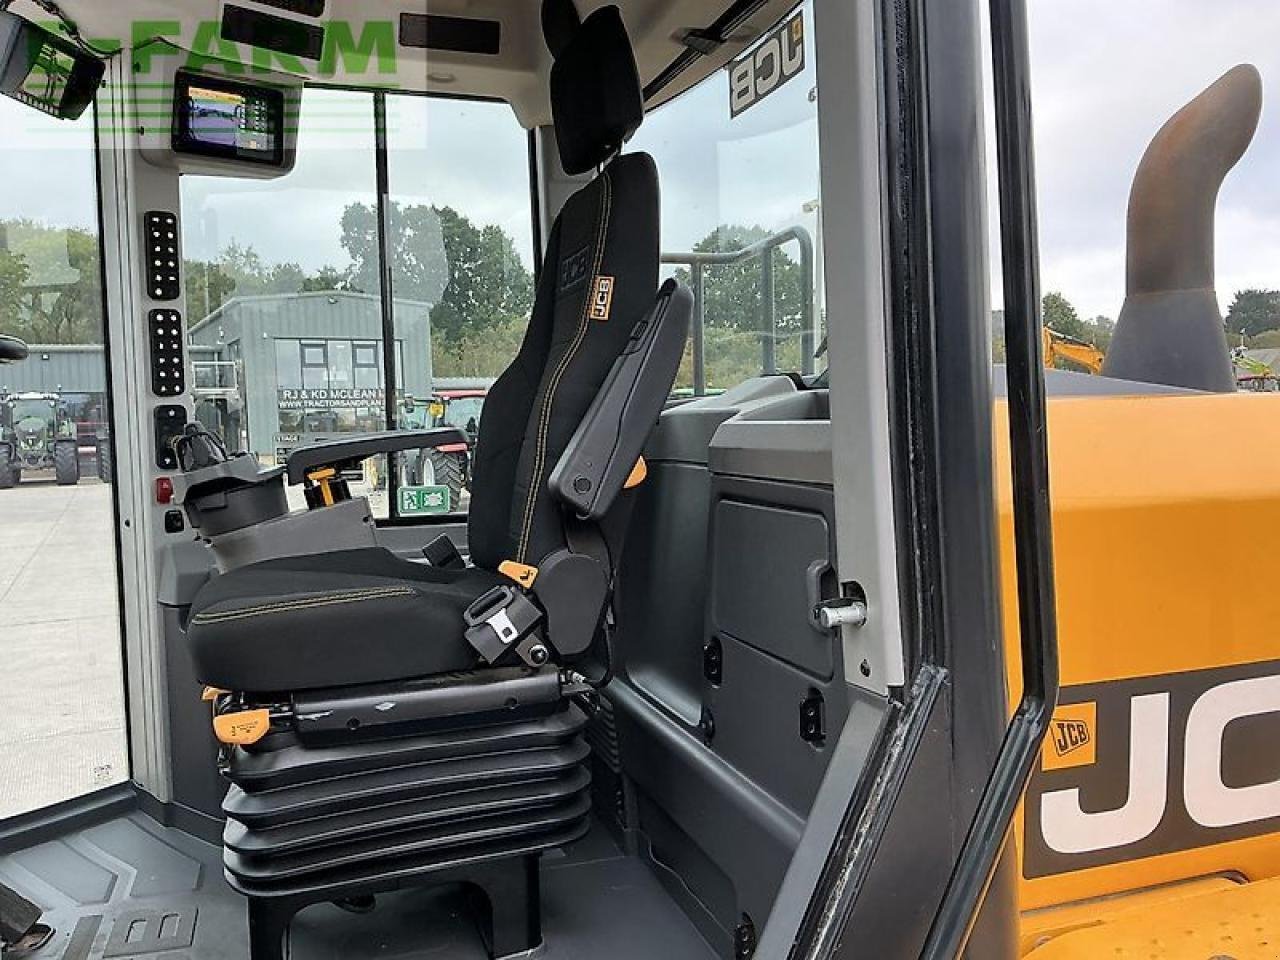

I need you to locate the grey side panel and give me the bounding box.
[615,460,713,725]
[993,364,1199,398]
[708,391,833,487]
[713,500,835,680]
[157,540,215,607]
[647,376,798,463]
[161,603,227,829]
[611,385,878,951]
[157,542,224,827]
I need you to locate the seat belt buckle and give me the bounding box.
[422,534,465,569]
[464,585,548,667]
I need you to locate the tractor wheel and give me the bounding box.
[97,440,113,484]
[429,450,467,511]
[0,450,13,489]
[54,442,80,486]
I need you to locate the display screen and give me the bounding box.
[174,73,285,165]
[19,37,76,108]
[0,12,104,120]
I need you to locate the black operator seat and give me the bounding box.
[184,1,692,695]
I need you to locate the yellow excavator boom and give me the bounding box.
[1042,326,1105,375]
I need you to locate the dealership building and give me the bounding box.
[187,291,434,461]
[0,344,110,439]
[4,291,438,462]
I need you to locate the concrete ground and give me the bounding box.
[0,476,127,820]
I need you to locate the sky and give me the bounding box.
[0,0,1279,322]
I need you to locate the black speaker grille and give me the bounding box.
[400,14,501,55]
[222,4,326,60]
[245,0,326,17]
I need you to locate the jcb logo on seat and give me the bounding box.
[590,276,615,322]
[1025,661,1280,877]
[728,11,805,118]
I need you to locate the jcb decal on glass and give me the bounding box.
[590,276,615,322]
[728,10,805,118]
[1024,661,1280,878]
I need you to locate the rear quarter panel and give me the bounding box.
[995,393,1280,910]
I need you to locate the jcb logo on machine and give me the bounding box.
[1044,702,1095,770]
[1025,661,1280,878]
[590,276,616,322]
[728,10,805,118]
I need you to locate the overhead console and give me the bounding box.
[134,41,301,178]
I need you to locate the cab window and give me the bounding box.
[631,0,824,395]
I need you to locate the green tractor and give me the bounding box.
[0,392,81,488]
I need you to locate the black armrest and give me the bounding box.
[0,334,29,364]
[549,279,693,520]
[286,428,466,485]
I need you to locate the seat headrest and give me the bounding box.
[544,0,644,175]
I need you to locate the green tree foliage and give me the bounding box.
[184,240,353,320]
[0,220,104,344]
[183,205,533,377]
[1042,291,1091,341]
[1089,315,1115,352]
[1225,289,1280,339]
[669,224,813,389]
[337,202,534,368]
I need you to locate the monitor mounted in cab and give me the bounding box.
[0,11,103,120]
[172,70,287,167]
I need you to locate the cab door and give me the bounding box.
[0,97,129,822]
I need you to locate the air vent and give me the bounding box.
[223,4,326,61]
[400,14,501,55]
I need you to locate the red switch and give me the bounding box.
[155,476,174,504]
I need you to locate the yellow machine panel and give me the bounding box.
[994,393,1280,929]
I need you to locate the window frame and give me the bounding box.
[180,83,540,526]
[366,88,542,526]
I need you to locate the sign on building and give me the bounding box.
[278,387,385,410]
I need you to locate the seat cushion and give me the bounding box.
[188,548,504,693]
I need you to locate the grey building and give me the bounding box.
[0,344,110,435]
[0,344,106,395]
[188,292,434,461]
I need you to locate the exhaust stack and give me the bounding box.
[1102,64,1262,391]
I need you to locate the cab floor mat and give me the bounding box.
[0,811,715,959]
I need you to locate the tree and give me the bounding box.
[1088,315,1115,352]
[667,224,812,386]
[0,220,103,344]
[1041,291,1091,342]
[673,225,805,335]
[185,241,353,321]
[339,202,533,345]
[1225,289,1280,339]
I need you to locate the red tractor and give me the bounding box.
[402,387,488,511]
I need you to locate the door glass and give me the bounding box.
[384,95,535,519]
[0,99,127,818]
[630,0,825,396]
[180,88,394,514]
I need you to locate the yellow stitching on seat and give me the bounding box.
[516,172,614,563]
[191,586,416,625]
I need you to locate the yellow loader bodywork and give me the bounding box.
[994,392,1280,950]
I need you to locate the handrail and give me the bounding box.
[920,0,1060,954]
[661,224,816,394]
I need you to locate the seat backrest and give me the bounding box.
[467,2,658,572]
